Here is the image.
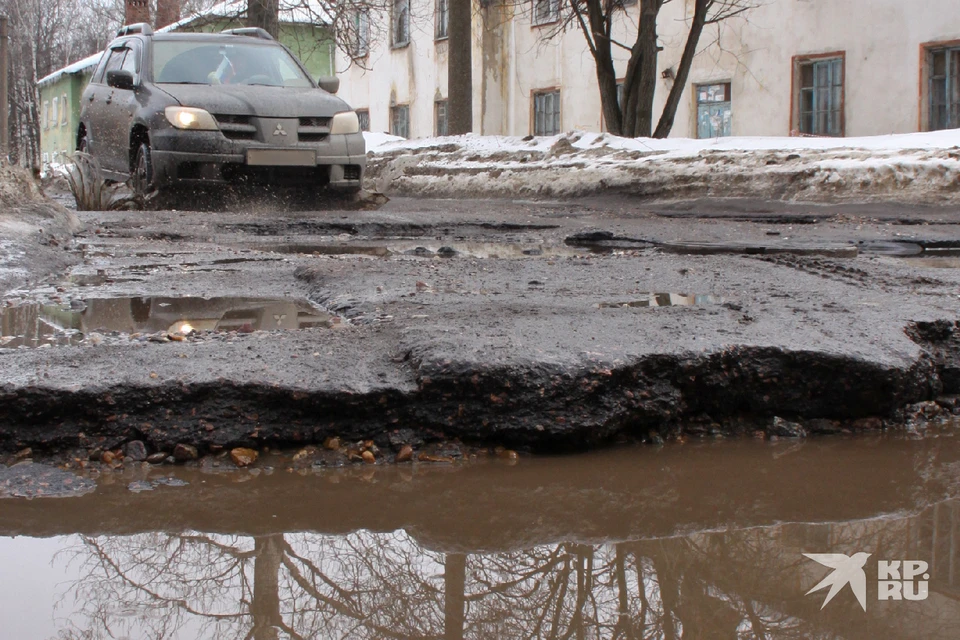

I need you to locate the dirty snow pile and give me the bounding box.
[0,161,81,293]
[363,129,960,202]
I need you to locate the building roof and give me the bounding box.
[37,0,332,88]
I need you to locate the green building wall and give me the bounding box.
[38,21,335,168]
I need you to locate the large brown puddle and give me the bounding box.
[3,433,960,638]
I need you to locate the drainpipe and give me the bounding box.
[0,15,8,162]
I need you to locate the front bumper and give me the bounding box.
[150,129,366,190]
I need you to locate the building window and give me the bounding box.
[52,97,59,128]
[436,0,448,39]
[41,100,49,130]
[533,89,561,136]
[348,11,370,58]
[435,100,448,136]
[795,55,843,136]
[532,0,560,26]
[61,93,68,126]
[392,0,410,47]
[356,109,370,132]
[927,45,960,131]
[696,82,731,138]
[391,104,410,138]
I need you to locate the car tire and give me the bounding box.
[131,142,154,200]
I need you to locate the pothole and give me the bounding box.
[0,296,332,349]
[596,293,722,308]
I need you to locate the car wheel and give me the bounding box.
[131,142,153,199]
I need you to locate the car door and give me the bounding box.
[102,40,142,175]
[83,45,127,171]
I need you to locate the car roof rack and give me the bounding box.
[220,27,275,40]
[116,23,153,37]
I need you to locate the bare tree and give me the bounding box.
[546,0,760,138]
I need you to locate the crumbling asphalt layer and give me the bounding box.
[3,196,960,458]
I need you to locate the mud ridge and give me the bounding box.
[0,343,948,457]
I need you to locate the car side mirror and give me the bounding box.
[317,76,340,94]
[106,70,135,91]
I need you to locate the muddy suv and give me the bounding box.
[78,24,365,198]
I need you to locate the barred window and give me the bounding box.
[533,90,561,136]
[391,104,410,138]
[356,109,371,132]
[435,100,448,136]
[532,0,559,26]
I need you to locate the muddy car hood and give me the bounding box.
[157,84,351,117]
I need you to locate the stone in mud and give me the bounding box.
[768,417,807,438]
[230,447,258,467]
[100,450,116,464]
[396,444,414,462]
[123,440,148,462]
[173,443,198,462]
[323,437,340,451]
[418,453,454,463]
[14,448,31,460]
[127,480,154,493]
[361,450,376,464]
[146,452,168,464]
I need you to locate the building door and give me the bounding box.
[696,82,731,138]
[930,47,960,131]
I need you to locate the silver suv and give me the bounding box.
[78,24,365,199]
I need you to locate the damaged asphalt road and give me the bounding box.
[3,195,960,459]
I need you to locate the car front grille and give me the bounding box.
[298,116,331,142]
[214,114,257,141]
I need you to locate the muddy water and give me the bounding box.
[3,434,960,639]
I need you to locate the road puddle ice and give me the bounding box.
[596,293,721,308]
[0,296,332,348]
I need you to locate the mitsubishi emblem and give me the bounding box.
[273,123,287,136]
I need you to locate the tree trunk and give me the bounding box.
[443,553,467,640]
[653,0,708,138]
[247,0,279,39]
[251,534,283,640]
[579,0,620,135]
[447,0,473,134]
[622,0,661,137]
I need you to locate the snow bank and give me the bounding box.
[365,130,960,203]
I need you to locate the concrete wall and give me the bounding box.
[336,0,960,139]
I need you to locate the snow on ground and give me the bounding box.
[364,129,960,203]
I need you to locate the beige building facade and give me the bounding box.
[335,0,960,139]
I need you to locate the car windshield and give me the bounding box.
[152,40,314,88]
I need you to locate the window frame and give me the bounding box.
[348,10,371,59]
[436,0,449,40]
[532,88,561,136]
[790,51,845,137]
[61,93,68,126]
[920,39,960,132]
[531,0,560,27]
[391,104,410,138]
[392,0,411,48]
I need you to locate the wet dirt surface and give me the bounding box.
[3,431,960,638]
[4,195,960,456]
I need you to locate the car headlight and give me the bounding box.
[164,107,219,131]
[330,111,360,135]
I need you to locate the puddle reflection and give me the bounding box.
[4,502,953,639]
[0,297,331,348]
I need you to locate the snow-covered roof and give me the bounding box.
[37,0,332,88]
[37,52,103,88]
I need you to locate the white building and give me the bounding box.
[335,0,960,140]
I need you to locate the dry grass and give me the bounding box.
[65,152,140,211]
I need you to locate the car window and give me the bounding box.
[152,40,314,87]
[90,52,108,84]
[120,43,140,76]
[102,48,127,78]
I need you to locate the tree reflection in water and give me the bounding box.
[56,503,960,639]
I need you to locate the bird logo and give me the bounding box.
[803,552,871,611]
